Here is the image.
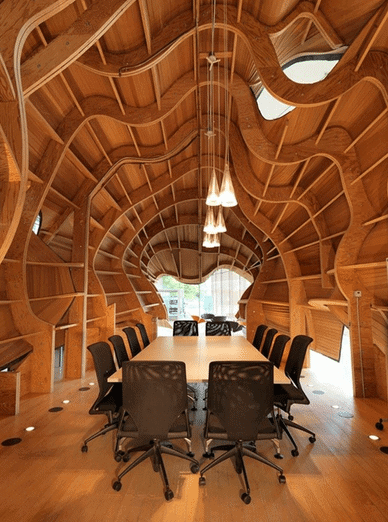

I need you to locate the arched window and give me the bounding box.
[256,54,343,120]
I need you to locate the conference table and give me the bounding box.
[108,335,289,384]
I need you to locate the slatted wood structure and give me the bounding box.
[0,0,387,408]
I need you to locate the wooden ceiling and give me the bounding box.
[1,0,388,399]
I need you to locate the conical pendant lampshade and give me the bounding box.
[206,168,220,206]
[215,206,226,233]
[219,163,237,207]
[203,206,217,234]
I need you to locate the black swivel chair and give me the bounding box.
[211,315,227,322]
[199,361,286,504]
[268,334,290,369]
[136,322,150,348]
[260,328,278,358]
[201,313,214,320]
[108,335,130,368]
[273,334,316,456]
[173,320,199,336]
[252,324,268,351]
[81,342,122,453]
[228,321,244,333]
[205,321,231,336]
[112,360,199,500]
[123,326,142,357]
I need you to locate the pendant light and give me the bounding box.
[206,168,220,206]
[203,206,217,234]
[215,206,226,233]
[219,163,237,207]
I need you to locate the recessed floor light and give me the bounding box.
[338,411,353,418]
[89,382,95,386]
[369,435,380,441]
[331,405,339,409]
[62,400,70,404]
[25,426,35,432]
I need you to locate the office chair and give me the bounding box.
[273,334,316,456]
[205,321,231,336]
[112,360,199,500]
[136,322,150,348]
[201,313,214,320]
[173,320,199,336]
[81,342,122,453]
[199,361,286,504]
[123,326,142,357]
[268,334,290,368]
[228,321,244,333]
[260,328,278,358]
[108,334,130,368]
[252,324,268,351]
[211,315,227,322]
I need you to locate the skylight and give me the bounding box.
[257,55,341,120]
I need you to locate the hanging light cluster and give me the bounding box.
[202,1,237,249]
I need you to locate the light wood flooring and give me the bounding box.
[1,360,388,522]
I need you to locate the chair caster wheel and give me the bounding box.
[199,476,206,486]
[112,481,122,491]
[279,474,286,484]
[241,493,251,504]
[122,453,131,463]
[114,451,124,462]
[81,445,88,453]
[191,406,197,411]
[309,436,316,443]
[274,453,284,459]
[190,464,199,474]
[376,422,384,431]
[203,451,214,459]
[187,451,195,458]
[291,449,299,457]
[164,489,174,501]
[288,414,294,421]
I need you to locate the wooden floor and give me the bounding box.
[1,361,388,522]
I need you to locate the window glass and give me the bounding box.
[257,55,342,120]
[32,212,42,235]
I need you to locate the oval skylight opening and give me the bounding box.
[257,55,341,120]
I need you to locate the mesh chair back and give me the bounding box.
[252,324,268,351]
[108,335,130,368]
[284,335,313,386]
[206,321,231,336]
[87,342,118,408]
[207,361,274,441]
[123,327,142,357]
[173,320,198,336]
[268,334,290,368]
[260,328,278,358]
[122,360,188,440]
[136,323,150,348]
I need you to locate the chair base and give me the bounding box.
[278,415,316,456]
[113,439,199,499]
[200,440,285,502]
[81,418,118,452]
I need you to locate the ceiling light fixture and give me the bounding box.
[203,0,237,249]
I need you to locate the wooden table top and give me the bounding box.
[108,335,289,384]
